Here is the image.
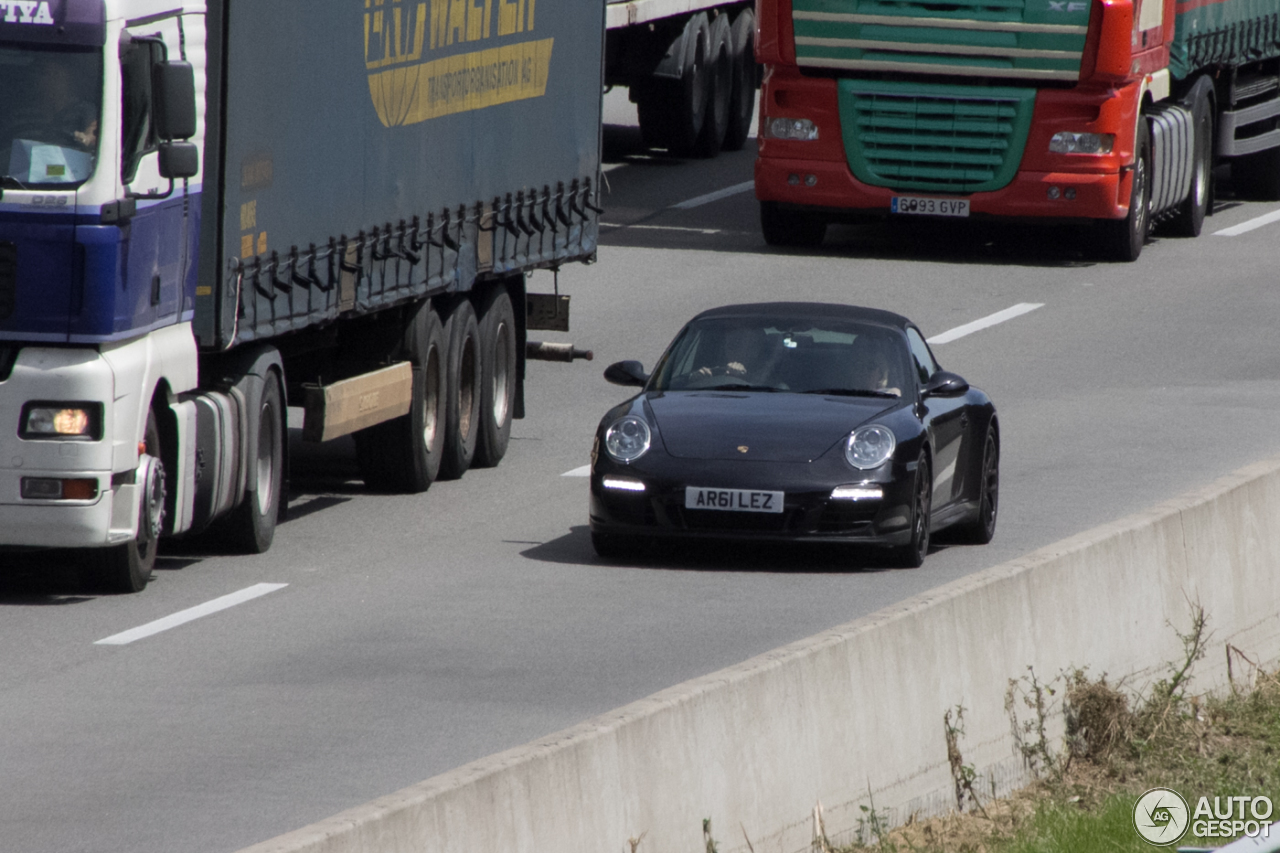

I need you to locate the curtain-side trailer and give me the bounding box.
[0,0,603,591]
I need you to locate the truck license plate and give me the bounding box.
[685,487,784,514]
[891,196,970,218]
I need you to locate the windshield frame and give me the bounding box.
[649,314,916,398]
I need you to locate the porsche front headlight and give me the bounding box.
[844,425,896,470]
[604,416,651,463]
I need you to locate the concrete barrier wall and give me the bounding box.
[240,454,1280,853]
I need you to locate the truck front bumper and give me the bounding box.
[755,156,1128,222]
[0,347,138,549]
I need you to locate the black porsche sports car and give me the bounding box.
[588,303,999,567]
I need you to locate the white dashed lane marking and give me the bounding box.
[927,303,1044,345]
[1214,207,1280,237]
[671,181,755,210]
[562,465,592,477]
[95,583,288,646]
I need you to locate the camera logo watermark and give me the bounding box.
[1134,788,1274,846]
[1134,788,1190,846]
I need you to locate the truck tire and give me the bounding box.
[1233,145,1280,201]
[474,287,517,468]
[722,10,757,153]
[694,14,732,158]
[355,301,446,491]
[439,298,482,480]
[1099,118,1151,262]
[760,200,826,247]
[637,14,710,156]
[1169,81,1213,237]
[92,410,164,593]
[223,372,284,554]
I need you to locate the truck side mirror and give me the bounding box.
[152,61,196,140]
[157,142,199,179]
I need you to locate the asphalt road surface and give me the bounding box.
[4,92,1280,853]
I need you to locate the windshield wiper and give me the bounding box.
[702,383,784,392]
[801,388,901,399]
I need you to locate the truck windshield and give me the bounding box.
[0,46,102,189]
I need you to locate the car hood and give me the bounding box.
[648,392,898,462]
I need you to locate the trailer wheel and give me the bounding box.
[760,200,826,248]
[722,10,757,152]
[355,301,446,491]
[1169,83,1213,237]
[1099,119,1151,262]
[223,372,284,553]
[636,14,710,156]
[694,14,732,158]
[474,288,517,468]
[439,298,482,480]
[1233,145,1280,202]
[92,411,163,593]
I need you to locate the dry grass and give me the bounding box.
[834,612,1280,853]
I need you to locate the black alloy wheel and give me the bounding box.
[891,451,932,568]
[957,427,999,544]
[591,531,638,560]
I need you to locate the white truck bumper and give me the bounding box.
[0,322,199,548]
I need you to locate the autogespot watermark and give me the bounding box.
[1133,787,1274,846]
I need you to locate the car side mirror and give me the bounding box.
[923,370,969,398]
[604,360,648,387]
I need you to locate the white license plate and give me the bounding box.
[685,487,784,514]
[891,196,970,218]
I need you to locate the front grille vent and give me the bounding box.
[0,242,15,321]
[838,81,1036,194]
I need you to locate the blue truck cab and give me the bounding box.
[0,0,603,591]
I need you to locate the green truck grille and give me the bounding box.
[792,0,1092,83]
[837,80,1036,193]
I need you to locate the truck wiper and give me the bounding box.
[0,175,27,199]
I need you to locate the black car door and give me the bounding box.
[907,327,968,510]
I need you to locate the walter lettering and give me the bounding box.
[0,2,56,24]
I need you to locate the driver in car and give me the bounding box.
[697,325,763,379]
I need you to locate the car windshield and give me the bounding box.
[0,45,102,189]
[650,315,912,397]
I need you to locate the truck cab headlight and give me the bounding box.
[1048,132,1114,154]
[20,403,102,439]
[766,118,819,141]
